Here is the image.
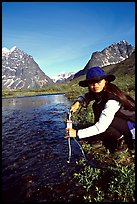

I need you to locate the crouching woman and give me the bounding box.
[65,66,135,153]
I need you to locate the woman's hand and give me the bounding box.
[64,128,77,138]
[70,101,80,113]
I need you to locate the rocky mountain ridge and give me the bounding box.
[2,46,54,89]
[73,40,135,79]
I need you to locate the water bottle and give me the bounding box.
[67,111,72,129]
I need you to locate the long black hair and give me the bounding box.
[106,82,135,111]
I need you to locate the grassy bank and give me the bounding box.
[2,84,69,98]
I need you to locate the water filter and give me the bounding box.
[67,111,72,129]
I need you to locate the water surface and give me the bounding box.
[2,94,85,202]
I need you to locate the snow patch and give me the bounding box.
[52,72,75,83]
[10,46,17,53]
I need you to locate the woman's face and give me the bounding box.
[88,79,107,93]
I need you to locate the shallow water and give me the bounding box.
[2,94,85,202]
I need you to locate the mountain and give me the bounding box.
[2,46,54,89]
[2,40,135,89]
[105,50,135,77]
[73,40,135,79]
[52,72,75,84]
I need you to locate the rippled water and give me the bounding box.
[2,94,85,202]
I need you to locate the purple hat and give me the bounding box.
[79,66,115,87]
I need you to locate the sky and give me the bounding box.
[2,2,135,79]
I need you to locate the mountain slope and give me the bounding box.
[2,47,54,89]
[66,50,135,101]
[73,40,135,79]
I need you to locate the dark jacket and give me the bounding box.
[78,90,135,123]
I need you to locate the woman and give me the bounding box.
[65,66,135,153]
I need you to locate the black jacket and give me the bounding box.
[78,90,135,123]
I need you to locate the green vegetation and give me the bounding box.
[2,84,69,98]
[73,143,135,202]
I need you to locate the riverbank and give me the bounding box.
[2,91,66,99]
[2,84,69,99]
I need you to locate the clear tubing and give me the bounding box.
[73,138,87,161]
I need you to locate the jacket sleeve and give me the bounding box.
[77,92,93,107]
[77,99,121,139]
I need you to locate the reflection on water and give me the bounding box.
[2,94,84,202]
[2,94,68,110]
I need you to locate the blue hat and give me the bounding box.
[79,66,115,87]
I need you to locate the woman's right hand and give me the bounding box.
[70,101,80,113]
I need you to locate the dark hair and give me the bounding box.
[106,83,135,111]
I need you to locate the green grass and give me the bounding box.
[2,84,69,98]
[73,142,135,202]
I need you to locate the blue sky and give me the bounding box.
[2,2,135,78]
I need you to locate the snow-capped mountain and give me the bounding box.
[2,40,135,89]
[74,40,135,78]
[52,72,75,83]
[2,46,54,89]
[2,46,20,58]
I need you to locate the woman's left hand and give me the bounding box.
[64,128,77,138]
